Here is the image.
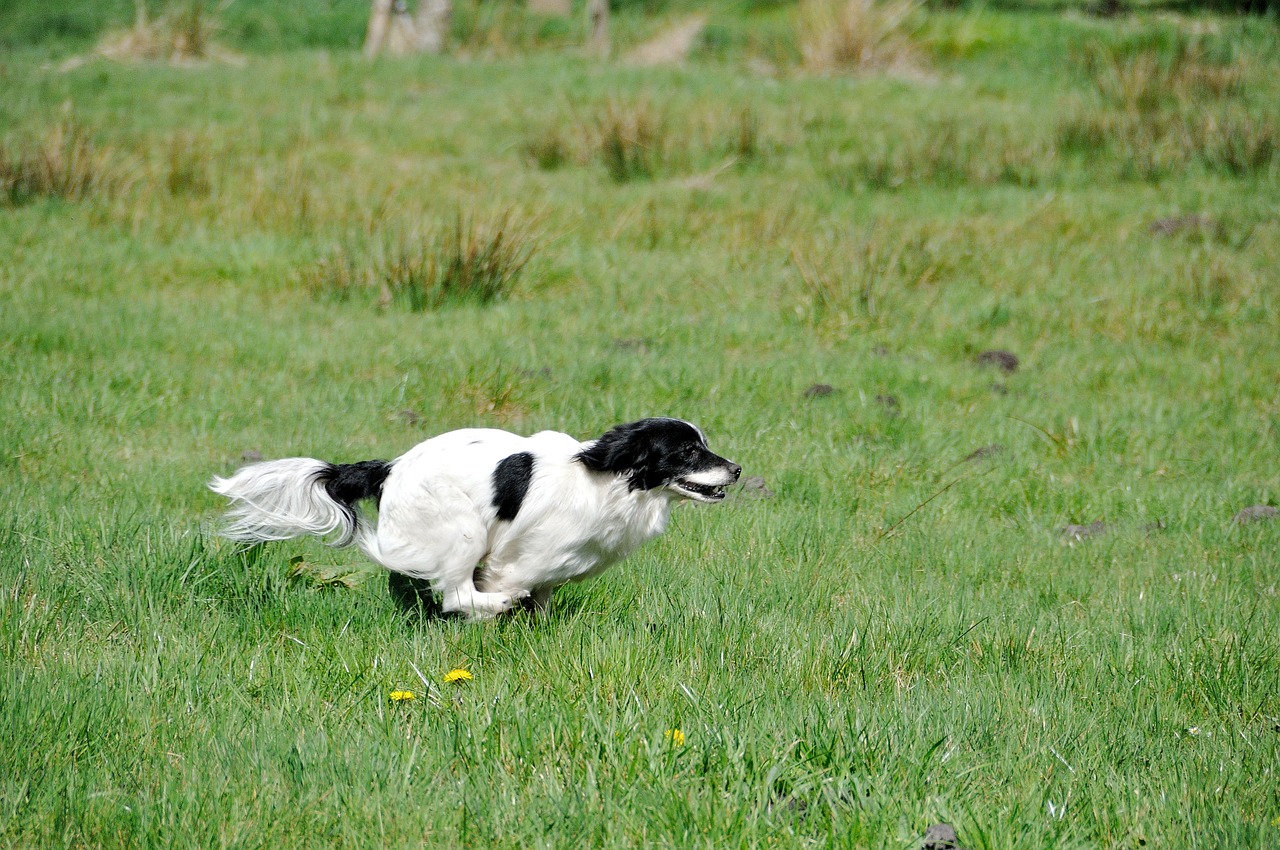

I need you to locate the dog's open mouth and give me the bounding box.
[672,479,728,502]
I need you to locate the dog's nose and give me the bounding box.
[728,462,742,480]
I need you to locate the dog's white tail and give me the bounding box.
[209,457,390,547]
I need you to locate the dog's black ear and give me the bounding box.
[576,422,655,490]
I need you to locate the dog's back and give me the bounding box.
[384,428,579,519]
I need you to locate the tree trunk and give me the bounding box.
[414,0,452,54]
[364,0,394,57]
[368,0,452,56]
[386,2,417,55]
[587,0,609,58]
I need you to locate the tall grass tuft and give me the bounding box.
[790,222,964,328]
[304,213,539,312]
[522,124,572,171]
[795,0,924,75]
[525,101,764,178]
[300,246,367,303]
[1198,107,1278,176]
[825,119,1053,191]
[791,229,890,323]
[594,98,668,182]
[1082,41,1247,113]
[450,0,578,57]
[729,106,761,161]
[89,0,239,65]
[1058,40,1274,180]
[0,121,112,206]
[164,131,212,197]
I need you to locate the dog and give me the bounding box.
[209,418,740,619]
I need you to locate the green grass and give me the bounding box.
[2,3,1279,848]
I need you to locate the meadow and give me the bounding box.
[1,0,1278,846]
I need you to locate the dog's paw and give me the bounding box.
[442,588,524,619]
[439,585,539,620]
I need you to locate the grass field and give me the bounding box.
[2,1,1279,846]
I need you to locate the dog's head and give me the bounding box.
[576,418,741,503]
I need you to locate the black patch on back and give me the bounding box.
[492,452,535,521]
[486,448,532,522]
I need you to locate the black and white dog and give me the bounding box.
[210,418,740,619]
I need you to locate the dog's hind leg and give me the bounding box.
[439,581,530,619]
[367,520,526,620]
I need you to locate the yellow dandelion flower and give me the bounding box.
[390,690,416,702]
[665,729,686,746]
[443,668,473,683]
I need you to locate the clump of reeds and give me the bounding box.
[594,98,669,182]
[164,131,212,197]
[68,0,242,68]
[522,125,573,172]
[1057,40,1273,180]
[791,229,893,323]
[0,121,113,206]
[303,212,539,312]
[795,0,925,75]
[1082,40,1247,114]
[826,119,1055,191]
[729,106,761,161]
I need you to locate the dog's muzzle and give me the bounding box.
[672,462,741,503]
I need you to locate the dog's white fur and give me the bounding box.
[210,419,738,619]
